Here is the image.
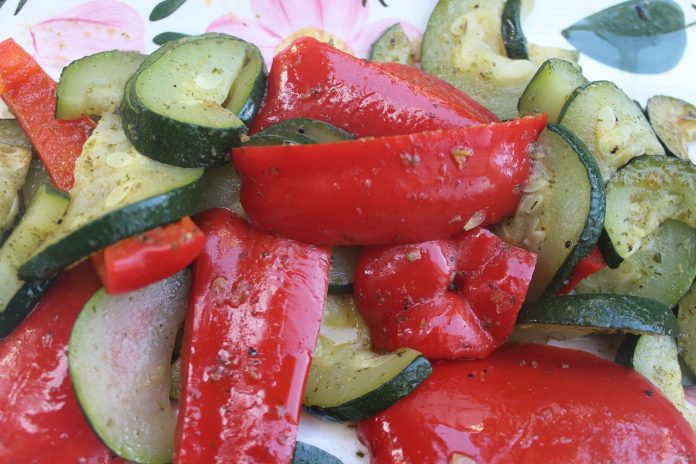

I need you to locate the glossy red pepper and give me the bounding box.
[91,217,205,295]
[0,262,121,463]
[354,228,536,359]
[0,39,95,191]
[250,37,497,137]
[358,343,696,463]
[234,115,545,246]
[556,246,607,295]
[175,209,331,463]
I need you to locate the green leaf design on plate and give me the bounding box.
[14,0,28,15]
[153,32,190,45]
[150,0,187,21]
[562,0,689,74]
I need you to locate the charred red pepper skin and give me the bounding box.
[358,344,696,463]
[0,262,121,463]
[234,115,546,247]
[175,209,331,463]
[556,246,607,295]
[92,217,206,294]
[0,39,95,191]
[251,37,497,137]
[354,228,536,359]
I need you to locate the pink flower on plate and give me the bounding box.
[206,0,421,66]
[30,0,145,72]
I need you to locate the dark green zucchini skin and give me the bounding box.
[19,175,205,281]
[0,279,53,339]
[292,442,344,464]
[236,69,267,128]
[304,355,432,422]
[255,118,354,144]
[501,0,529,59]
[518,294,680,336]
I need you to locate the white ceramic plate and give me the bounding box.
[1,0,695,462]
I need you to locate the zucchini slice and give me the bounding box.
[601,155,695,266]
[121,33,265,167]
[516,294,680,338]
[646,95,696,163]
[527,44,580,67]
[369,23,415,65]
[19,113,204,280]
[633,335,696,430]
[0,185,69,338]
[501,0,528,59]
[200,163,245,218]
[293,442,343,464]
[0,120,31,235]
[304,295,432,422]
[576,220,696,307]
[559,80,665,181]
[328,246,361,295]
[256,118,354,144]
[496,124,604,299]
[678,285,696,375]
[422,0,574,119]
[56,50,145,119]
[20,157,53,209]
[69,271,189,464]
[518,58,588,124]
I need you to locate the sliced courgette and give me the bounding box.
[328,246,361,294]
[121,33,265,167]
[200,163,245,218]
[576,220,696,307]
[0,120,32,235]
[292,442,343,464]
[255,118,354,144]
[497,124,604,299]
[600,155,695,267]
[369,23,415,65]
[678,285,696,375]
[501,0,528,59]
[69,271,189,464]
[518,58,588,123]
[20,157,54,209]
[646,95,696,163]
[19,113,204,280]
[527,44,580,68]
[559,80,665,181]
[304,294,432,422]
[633,335,696,430]
[56,50,145,119]
[0,185,69,338]
[516,294,680,338]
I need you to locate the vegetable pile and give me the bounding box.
[0,0,695,462]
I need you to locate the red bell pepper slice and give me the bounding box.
[556,246,607,295]
[234,115,546,246]
[0,262,121,463]
[251,37,497,137]
[354,228,536,359]
[175,209,331,463]
[91,217,206,295]
[0,39,95,191]
[358,344,696,463]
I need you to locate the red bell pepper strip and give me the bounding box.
[91,217,206,295]
[175,209,331,463]
[234,115,546,247]
[556,246,607,295]
[358,344,696,463]
[354,228,536,359]
[0,39,95,191]
[250,37,497,137]
[0,262,121,463]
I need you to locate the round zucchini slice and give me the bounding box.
[600,155,695,266]
[69,271,189,464]
[304,295,432,422]
[122,33,265,167]
[646,95,696,163]
[516,293,680,338]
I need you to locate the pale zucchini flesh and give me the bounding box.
[69,271,190,464]
[646,95,696,164]
[678,285,696,376]
[369,23,415,65]
[0,120,32,235]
